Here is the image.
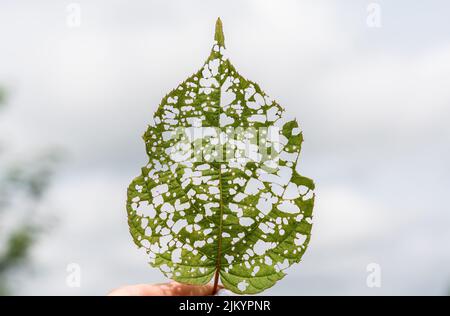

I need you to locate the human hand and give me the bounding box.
[108,281,221,296]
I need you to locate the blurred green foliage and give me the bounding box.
[0,86,5,106]
[0,87,59,295]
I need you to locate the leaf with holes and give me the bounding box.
[126,18,315,295]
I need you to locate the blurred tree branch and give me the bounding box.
[0,86,6,106]
[0,86,59,295]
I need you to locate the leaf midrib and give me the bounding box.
[212,58,229,293]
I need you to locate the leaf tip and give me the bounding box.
[214,17,225,47]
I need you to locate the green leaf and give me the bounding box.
[126,18,315,294]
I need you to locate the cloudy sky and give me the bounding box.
[0,0,449,295]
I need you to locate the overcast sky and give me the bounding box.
[0,0,449,295]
